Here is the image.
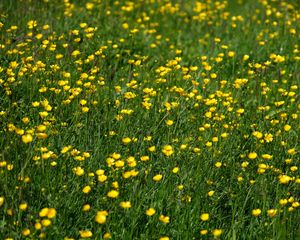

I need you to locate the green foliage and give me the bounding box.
[0,0,299,239]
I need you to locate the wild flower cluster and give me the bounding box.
[0,0,299,239]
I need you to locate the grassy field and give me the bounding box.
[0,0,299,239]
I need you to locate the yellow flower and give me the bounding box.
[208,191,215,197]
[284,124,291,131]
[261,154,272,160]
[98,174,107,182]
[212,229,223,237]
[215,162,222,168]
[61,146,72,154]
[103,232,112,239]
[39,111,49,118]
[153,174,163,182]
[107,190,119,198]
[165,120,174,126]
[140,156,150,161]
[180,144,187,149]
[71,50,81,57]
[252,208,261,217]
[279,175,292,184]
[288,207,294,212]
[241,161,249,168]
[237,176,244,182]
[19,202,28,211]
[221,132,228,138]
[200,229,208,235]
[111,152,121,159]
[264,133,273,142]
[248,152,257,159]
[82,186,91,194]
[162,145,174,157]
[27,20,37,29]
[39,207,56,218]
[236,108,245,114]
[82,204,91,212]
[200,213,209,221]
[7,208,13,216]
[64,237,75,240]
[95,210,108,224]
[22,228,30,236]
[159,215,170,224]
[287,148,296,155]
[243,54,249,61]
[7,164,13,171]
[122,23,129,29]
[86,2,94,10]
[37,133,48,139]
[122,137,131,145]
[267,209,277,217]
[35,222,42,230]
[22,117,30,124]
[160,237,170,240]
[146,208,156,216]
[39,208,49,217]
[39,233,46,238]
[252,131,263,139]
[279,199,288,206]
[79,230,93,238]
[120,201,131,209]
[291,166,298,172]
[0,196,4,207]
[82,106,89,113]
[292,202,300,208]
[74,166,84,176]
[22,134,33,144]
[41,219,51,227]
[148,146,156,152]
[228,51,235,57]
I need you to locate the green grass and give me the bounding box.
[0,0,299,239]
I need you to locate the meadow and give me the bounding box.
[0,0,299,239]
